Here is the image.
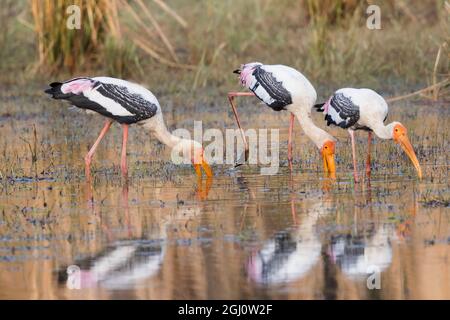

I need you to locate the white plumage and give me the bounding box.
[262,64,317,107]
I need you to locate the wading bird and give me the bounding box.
[229,62,336,177]
[45,77,212,180]
[314,88,422,182]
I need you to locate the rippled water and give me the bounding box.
[0,93,448,299]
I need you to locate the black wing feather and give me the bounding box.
[325,93,360,129]
[94,82,158,123]
[251,67,292,111]
[44,79,158,124]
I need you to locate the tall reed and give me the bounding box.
[30,0,119,73]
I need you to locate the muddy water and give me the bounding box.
[0,93,448,299]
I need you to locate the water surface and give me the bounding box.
[0,93,448,299]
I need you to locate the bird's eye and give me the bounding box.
[395,128,399,132]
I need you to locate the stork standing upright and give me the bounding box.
[229,62,336,177]
[45,77,212,180]
[314,88,422,182]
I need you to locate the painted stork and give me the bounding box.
[229,62,336,178]
[44,77,212,180]
[314,88,422,182]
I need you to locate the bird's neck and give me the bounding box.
[371,122,394,140]
[142,114,182,149]
[290,107,333,149]
[154,126,182,149]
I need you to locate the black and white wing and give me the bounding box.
[248,66,293,111]
[323,92,360,129]
[44,77,159,124]
[91,79,159,123]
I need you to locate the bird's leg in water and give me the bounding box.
[366,131,372,178]
[121,124,129,178]
[227,92,254,162]
[348,129,359,183]
[121,182,132,237]
[288,113,295,173]
[290,195,298,225]
[84,119,113,180]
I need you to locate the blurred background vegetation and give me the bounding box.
[0,0,448,99]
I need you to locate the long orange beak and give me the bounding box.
[201,159,213,178]
[321,141,336,179]
[193,146,213,180]
[194,159,213,180]
[396,134,422,179]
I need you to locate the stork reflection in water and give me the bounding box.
[62,178,210,290]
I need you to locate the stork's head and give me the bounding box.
[320,139,336,179]
[233,62,263,86]
[390,122,422,179]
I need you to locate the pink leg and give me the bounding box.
[85,120,113,180]
[122,182,132,237]
[227,92,255,161]
[290,196,297,226]
[366,131,372,178]
[288,113,295,172]
[348,129,359,183]
[121,124,129,178]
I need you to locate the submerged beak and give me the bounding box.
[321,141,336,179]
[322,152,336,179]
[194,161,213,180]
[201,159,213,178]
[194,160,213,200]
[233,69,241,74]
[396,134,422,179]
[192,147,213,180]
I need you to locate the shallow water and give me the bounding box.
[0,92,448,299]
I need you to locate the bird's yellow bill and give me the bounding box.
[201,159,213,178]
[194,160,213,179]
[196,174,213,200]
[397,135,423,179]
[322,151,336,179]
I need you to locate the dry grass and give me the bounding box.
[28,0,193,76]
[30,0,114,73]
[0,0,447,99]
[138,0,449,97]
